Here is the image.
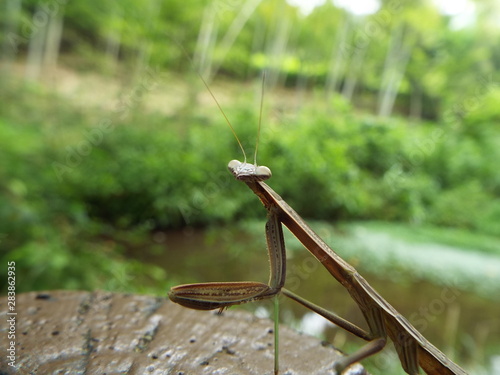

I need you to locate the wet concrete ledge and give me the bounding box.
[0,290,368,375]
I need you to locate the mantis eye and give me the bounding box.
[255,165,272,180]
[228,159,242,174]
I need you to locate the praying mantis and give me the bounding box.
[168,72,468,375]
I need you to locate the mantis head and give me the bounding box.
[228,160,272,181]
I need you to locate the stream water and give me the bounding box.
[129,221,500,374]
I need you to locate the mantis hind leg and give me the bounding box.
[282,288,390,374]
[332,338,386,374]
[282,288,371,341]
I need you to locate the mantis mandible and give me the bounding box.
[168,72,468,375]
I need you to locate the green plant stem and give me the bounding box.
[274,294,279,375]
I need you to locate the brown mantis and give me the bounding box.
[168,73,469,375]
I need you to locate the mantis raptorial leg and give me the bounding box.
[169,203,286,309]
[169,195,286,374]
[168,63,468,374]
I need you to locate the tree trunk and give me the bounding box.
[266,7,291,91]
[325,17,350,100]
[104,30,122,72]
[194,3,218,79]
[2,0,22,63]
[341,45,367,102]
[25,4,49,81]
[377,25,412,117]
[43,10,64,75]
[409,80,423,120]
[208,0,262,81]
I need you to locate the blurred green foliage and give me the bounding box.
[0,3,497,373]
[0,77,498,294]
[3,0,499,119]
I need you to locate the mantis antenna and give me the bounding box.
[254,71,266,167]
[197,69,267,169]
[195,71,248,164]
[172,37,269,172]
[170,38,248,163]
